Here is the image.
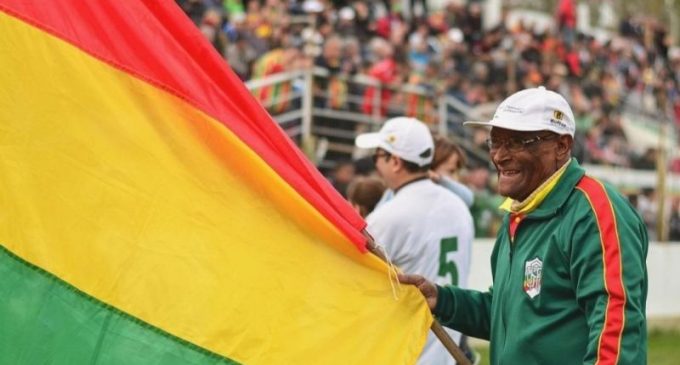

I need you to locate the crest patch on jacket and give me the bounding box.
[523,257,543,298]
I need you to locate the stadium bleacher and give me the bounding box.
[178,0,680,240]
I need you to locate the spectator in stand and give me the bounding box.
[465,161,504,238]
[314,36,352,109]
[460,1,483,54]
[403,0,428,26]
[405,60,439,123]
[638,187,658,240]
[407,23,432,73]
[327,160,355,197]
[556,0,576,46]
[429,135,474,208]
[350,0,377,44]
[225,29,258,80]
[251,39,300,113]
[353,155,377,177]
[198,7,227,52]
[633,147,658,170]
[346,176,386,217]
[314,36,356,161]
[336,6,357,37]
[178,0,207,25]
[361,39,398,117]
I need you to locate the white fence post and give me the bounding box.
[301,68,314,157]
[438,95,448,136]
[372,83,382,130]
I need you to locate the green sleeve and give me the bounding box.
[433,285,493,340]
[569,197,648,364]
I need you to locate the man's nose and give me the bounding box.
[491,144,511,163]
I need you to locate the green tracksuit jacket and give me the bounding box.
[434,159,648,364]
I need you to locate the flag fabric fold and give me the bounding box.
[0,1,431,364]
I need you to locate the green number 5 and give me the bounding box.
[438,237,459,286]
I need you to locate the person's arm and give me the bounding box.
[434,285,492,340]
[569,189,648,364]
[398,278,493,340]
[437,175,474,208]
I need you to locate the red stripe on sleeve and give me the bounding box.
[0,1,367,250]
[576,176,626,365]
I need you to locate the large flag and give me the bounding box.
[0,1,432,364]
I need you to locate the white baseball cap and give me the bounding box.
[355,117,434,166]
[464,86,575,137]
[302,0,324,13]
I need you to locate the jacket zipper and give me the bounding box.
[496,235,514,365]
[499,215,521,365]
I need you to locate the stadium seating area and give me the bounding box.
[178,0,680,239]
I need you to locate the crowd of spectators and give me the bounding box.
[178,0,680,239]
[179,0,680,165]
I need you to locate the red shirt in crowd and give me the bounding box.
[362,58,398,116]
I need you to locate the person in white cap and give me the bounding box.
[399,87,648,364]
[355,117,474,365]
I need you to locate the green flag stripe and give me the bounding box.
[0,244,240,365]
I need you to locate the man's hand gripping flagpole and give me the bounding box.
[362,230,472,365]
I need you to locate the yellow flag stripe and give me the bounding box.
[0,11,430,365]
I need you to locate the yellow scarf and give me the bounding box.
[499,159,571,214]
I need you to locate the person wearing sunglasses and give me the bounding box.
[356,117,474,365]
[399,87,648,365]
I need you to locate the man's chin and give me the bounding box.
[497,184,518,200]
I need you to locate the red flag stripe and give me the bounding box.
[0,1,367,249]
[576,176,627,365]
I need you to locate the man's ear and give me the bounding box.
[555,135,573,159]
[391,155,404,173]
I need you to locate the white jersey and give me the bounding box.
[366,178,474,365]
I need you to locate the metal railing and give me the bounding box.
[245,67,490,169]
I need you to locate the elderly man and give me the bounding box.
[400,87,648,364]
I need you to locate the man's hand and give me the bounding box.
[398,273,438,311]
[428,170,442,183]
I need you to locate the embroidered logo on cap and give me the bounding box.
[550,110,567,129]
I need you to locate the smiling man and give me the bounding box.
[399,87,649,364]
